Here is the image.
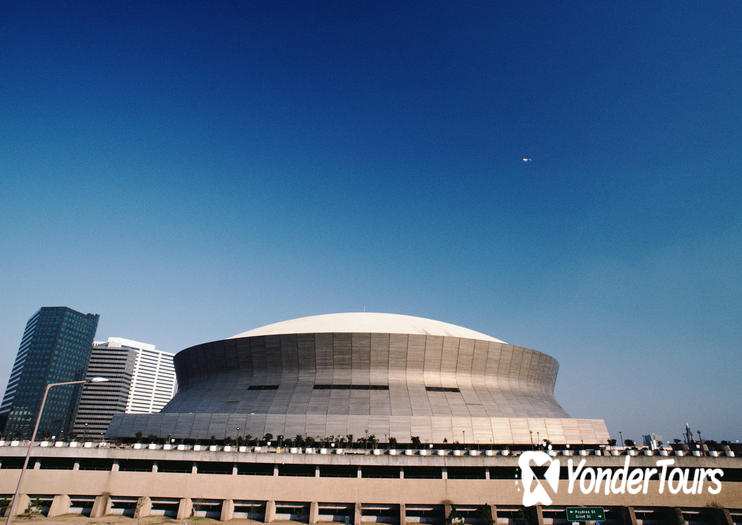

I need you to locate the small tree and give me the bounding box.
[263,433,273,444]
[447,505,464,525]
[411,436,422,447]
[624,439,635,447]
[28,497,45,515]
[135,431,143,442]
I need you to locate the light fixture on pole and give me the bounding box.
[5,377,109,525]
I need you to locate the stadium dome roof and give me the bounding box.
[228,312,505,343]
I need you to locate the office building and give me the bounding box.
[125,340,176,414]
[0,306,99,439]
[109,312,608,444]
[73,337,176,438]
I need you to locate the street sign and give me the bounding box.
[566,507,605,521]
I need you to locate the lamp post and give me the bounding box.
[619,431,624,447]
[5,377,109,525]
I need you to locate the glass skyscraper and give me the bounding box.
[0,306,99,439]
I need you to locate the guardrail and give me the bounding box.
[0,439,736,458]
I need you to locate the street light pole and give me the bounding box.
[5,377,109,525]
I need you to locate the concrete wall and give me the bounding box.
[1,447,739,510]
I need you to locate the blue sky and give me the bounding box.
[1,1,740,442]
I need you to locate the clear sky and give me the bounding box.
[1,1,740,443]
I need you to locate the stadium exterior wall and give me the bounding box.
[109,331,608,444]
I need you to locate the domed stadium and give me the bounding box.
[108,313,608,444]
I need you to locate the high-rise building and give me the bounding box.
[0,307,99,439]
[72,337,176,438]
[125,341,177,414]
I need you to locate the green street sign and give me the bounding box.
[566,507,605,521]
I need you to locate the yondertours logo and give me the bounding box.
[517,451,724,507]
[519,451,560,506]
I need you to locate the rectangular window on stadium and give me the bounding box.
[425,386,460,392]
[248,385,279,390]
[313,385,389,390]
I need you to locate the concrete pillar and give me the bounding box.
[221,499,234,522]
[134,497,151,518]
[354,502,362,525]
[152,461,158,473]
[399,466,404,478]
[33,460,41,470]
[176,498,193,520]
[622,506,638,525]
[715,508,734,525]
[484,468,490,480]
[527,505,544,525]
[264,500,276,523]
[191,462,198,474]
[357,466,362,478]
[273,464,279,476]
[315,465,320,477]
[7,494,30,518]
[309,501,319,524]
[442,467,448,479]
[232,463,238,475]
[489,505,498,525]
[48,494,71,517]
[111,460,120,472]
[91,494,112,518]
[73,461,80,471]
[399,503,406,525]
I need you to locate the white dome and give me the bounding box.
[228,312,505,343]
